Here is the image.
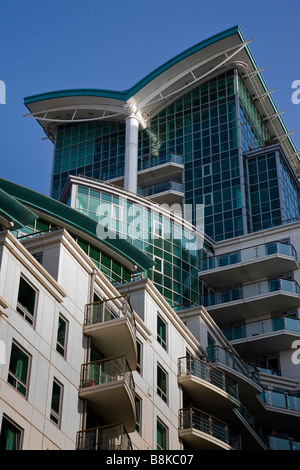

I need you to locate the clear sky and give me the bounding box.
[0,0,299,197]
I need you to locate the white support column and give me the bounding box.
[124,103,140,194]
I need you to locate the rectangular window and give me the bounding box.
[56,314,68,358]
[157,315,167,351]
[136,340,142,375]
[16,276,37,326]
[50,379,63,427]
[135,395,142,434]
[157,364,168,403]
[0,416,23,450]
[157,419,168,450]
[8,342,30,398]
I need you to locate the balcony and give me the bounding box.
[138,153,184,184]
[178,356,239,412]
[138,180,184,205]
[76,423,132,450]
[269,435,300,450]
[178,407,241,450]
[203,278,300,324]
[78,356,136,432]
[199,241,298,289]
[83,296,137,370]
[206,345,261,400]
[222,315,300,357]
[257,388,300,433]
[103,153,184,188]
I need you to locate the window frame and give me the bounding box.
[157,314,167,351]
[0,415,23,450]
[7,341,31,399]
[56,314,68,359]
[156,418,168,450]
[157,363,168,404]
[135,394,142,435]
[136,339,143,375]
[50,378,63,428]
[16,275,38,327]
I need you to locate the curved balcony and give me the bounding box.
[178,407,241,450]
[83,296,137,370]
[222,315,300,357]
[78,356,136,432]
[200,241,298,289]
[138,180,184,205]
[206,345,261,401]
[76,423,132,450]
[203,278,300,324]
[269,435,300,450]
[178,356,239,412]
[257,388,300,433]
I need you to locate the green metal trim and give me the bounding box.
[0,187,38,229]
[0,178,154,272]
[24,26,242,105]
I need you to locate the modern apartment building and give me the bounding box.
[1,25,300,450]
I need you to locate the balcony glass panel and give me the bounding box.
[269,435,300,451]
[85,296,135,330]
[203,279,300,308]
[200,242,297,271]
[222,316,300,342]
[179,408,240,449]
[76,424,132,450]
[178,356,238,400]
[138,181,184,198]
[261,389,300,412]
[138,153,184,171]
[206,345,260,385]
[80,355,134,396]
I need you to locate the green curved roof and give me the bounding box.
[0,187,38,229]
[0,178,154,272]
[24,25,242,105]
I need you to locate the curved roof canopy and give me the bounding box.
[24,25,299,174]
[0,178,154,273]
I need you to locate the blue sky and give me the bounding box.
[1,0,299,196]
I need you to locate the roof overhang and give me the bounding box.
[24,25,299,174]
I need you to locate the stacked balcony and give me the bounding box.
[78,355,136,432]
[178,407,241,450]
[83,295,137,370]
[76,423,132,450]
[206,345,261,401]
[222,315,300,358]
[200,241,298,289]
[178,356,240,413]
[202,278,300,325]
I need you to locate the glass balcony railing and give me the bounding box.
[178,356,239,400]
[222,316,300,342]
[76,423,132,450]
[84,295,135,331]
[138,180,184,198]
[179,407,241,449]
[203,278,300,308]
[260,388,300,413]
[138,153,184,171]
[206,345,260,386]
[80,355,135,396]
[269,435,300,451]
[200,241,297,272]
